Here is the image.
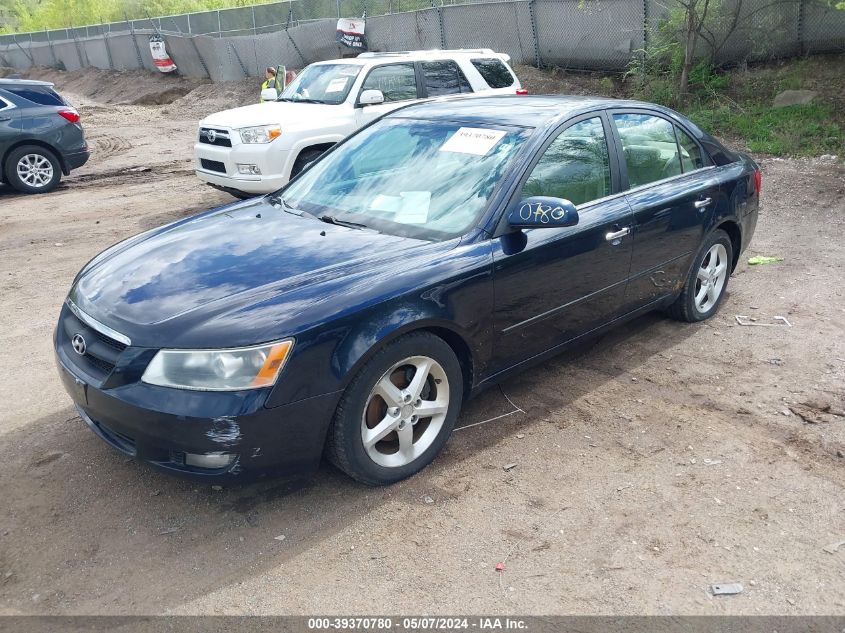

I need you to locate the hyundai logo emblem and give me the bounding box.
[71,333,87,356]
[206,129,216,143]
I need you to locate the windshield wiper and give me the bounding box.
[277,97,325,104]
[319,214,370,230]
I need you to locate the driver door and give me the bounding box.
[353,63,421,128]
[490,114,634,368]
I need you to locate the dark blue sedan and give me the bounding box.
[55,96,760,484]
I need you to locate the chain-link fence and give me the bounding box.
[0,0,843,81]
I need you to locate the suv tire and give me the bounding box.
[5,145,62,194]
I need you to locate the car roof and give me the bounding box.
[388,94,693,131]
[310,49,508,67]
[0,78,55,87]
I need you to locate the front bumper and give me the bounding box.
[193,137,291,195]
[195,168,287,195]
[54,318,341,482]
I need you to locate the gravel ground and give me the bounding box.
[0,73,843,616]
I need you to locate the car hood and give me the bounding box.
[201,101,348,129]
[70,198,425,346]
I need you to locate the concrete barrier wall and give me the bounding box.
[1,0,843,80]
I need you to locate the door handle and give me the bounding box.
[694,197,712,209]
[0,116,11,122]
[605,227,631,242]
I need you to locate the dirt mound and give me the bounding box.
[170,79,257,109]
[0,66,209,106]
[165,78,258,118]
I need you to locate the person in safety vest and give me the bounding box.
[260,67,277,102]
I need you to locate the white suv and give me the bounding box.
[193,49,524,197]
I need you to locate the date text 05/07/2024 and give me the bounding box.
[307,617,529,630]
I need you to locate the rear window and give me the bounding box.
[470,58,515,89]
[4,86,66,106]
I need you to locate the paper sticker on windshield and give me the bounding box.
[395,191,432,224]
[325,77,349,93]
[440,127,507,156]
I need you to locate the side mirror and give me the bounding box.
[261,88,278,102]
[507,196,579,230]
[358,89,385,106]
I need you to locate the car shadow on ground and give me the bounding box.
[0,183,24,199]
[0,311,697,613]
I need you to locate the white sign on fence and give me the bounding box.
[149,35,177,73]
[336,18,367,50]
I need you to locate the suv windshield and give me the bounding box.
[279,63,361,105]
[281,118,531,240]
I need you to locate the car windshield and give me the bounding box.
[281,118,531,240]
[279,63,361,105]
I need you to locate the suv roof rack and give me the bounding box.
[0,78,54,86]
[357,48,497,58]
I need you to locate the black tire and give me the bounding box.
[4,145,62,194]
[326,332,463,486]
[290,148,325,179]
[666,229,733,322]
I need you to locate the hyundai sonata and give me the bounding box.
[55,95,759,484]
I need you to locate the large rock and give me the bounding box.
[773,89,818,108]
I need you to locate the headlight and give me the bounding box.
[141,340,293,391]
[239,125,281,144]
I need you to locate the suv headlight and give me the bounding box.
[239,125,281,144]
[141,340,293,391]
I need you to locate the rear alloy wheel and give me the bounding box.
[5,145,62,194]
[666,229,733,322]
[327,332,462,485]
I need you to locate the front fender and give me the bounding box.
[264,241,495,408]
[333,312,481,394]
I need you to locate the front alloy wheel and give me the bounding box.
[327,332,463,485]
[362,356,450,468]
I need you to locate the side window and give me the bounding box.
[675,125,705,172]
[613,113,682,188]
[0,96,11,111]
[521,117,612,206]
[361,64,417,103]
[421,60,472,96]
[470,58,515,89]
[5,86,65,106]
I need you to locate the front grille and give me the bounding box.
[200,158,226,174]
[88,326,127,353]
[61,305,127,381]
[85,354,116,374]
[199,127,232,147]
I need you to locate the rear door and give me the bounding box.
[490,113,633,368]
[609,110,721,311]
[0,94,21,170]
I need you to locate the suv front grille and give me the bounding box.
[199,127,232,147]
